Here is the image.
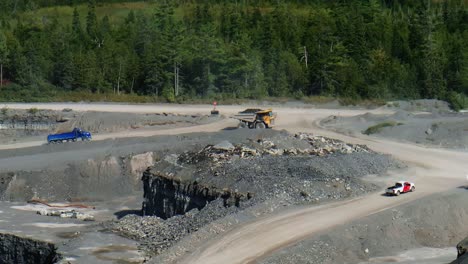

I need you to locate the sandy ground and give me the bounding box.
[321,110,468,149]
[360,247,456,264]
[0,194,146,263]
[1,103,467,264]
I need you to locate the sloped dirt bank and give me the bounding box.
[0,108,218,144]
[260,189,468,264]
[321,110,468,150]
[0,151,155,202]
[0,130,265,202]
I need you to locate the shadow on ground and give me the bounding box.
[114,210,142,219]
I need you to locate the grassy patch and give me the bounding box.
[338,97,386,108]
[27,107,39,115]
[53,91,161,103]
[386,101,400,108]
[1,106,8,115]
[363,121,403,135]
[300,96,335,105]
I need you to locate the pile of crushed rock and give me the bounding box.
[110,132,402,256]
[179,133,370,164]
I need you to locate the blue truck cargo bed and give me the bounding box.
[47,128,92,143]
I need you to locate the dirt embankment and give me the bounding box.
[321,109,468,149]
[0,129,291,202]
[0,108,217,144]
[260,189,468,264]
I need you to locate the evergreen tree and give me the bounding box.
[86,0,97,37]
[0,32,8,87]
[0,0,465,105]
[72,7,81,35]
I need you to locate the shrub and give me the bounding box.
[447,92,468,112]
[301,96,335,104]
[1,106,8,115]
[363,121,402,135]
[339,97,386,108]
[28,107,39,115]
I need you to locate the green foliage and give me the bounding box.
[1,106,8,115]
[28,107,39,115]
[339,97,386,108]
[300,96,335,104]
[0,0,466,104]
[447,91,468,112]
[363,121,403,135]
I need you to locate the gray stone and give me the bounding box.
[213,141,235,151]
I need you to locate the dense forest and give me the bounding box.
[0,0,467,108]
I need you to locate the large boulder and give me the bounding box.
[451,237,468,264]
[213,141,235,151]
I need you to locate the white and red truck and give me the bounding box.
[385,181,415,196]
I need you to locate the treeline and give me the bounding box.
[0,0,467,106]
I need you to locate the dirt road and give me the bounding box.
[0,103,375,150]
[173,107,467,264]
[2,103,467,264]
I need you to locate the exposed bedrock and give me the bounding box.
[0,233,61,264]
[142,172,249,219]
[140,132,401,219]
[454,237,468,264]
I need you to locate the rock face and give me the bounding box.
[453,237,468,264]
[116,132,402,257]
[142,172,249,219]
[0,233,61,264]
[140,132,398,219]
[130,152,155,185]
[458,238,468,258]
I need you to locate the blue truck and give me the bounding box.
[47,128,92,143]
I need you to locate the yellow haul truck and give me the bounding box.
[233,109,276,129]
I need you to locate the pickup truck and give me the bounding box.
[385,181,415,196]
[47,128,92,143]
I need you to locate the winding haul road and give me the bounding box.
[2,103,467,264]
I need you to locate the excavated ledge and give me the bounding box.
[140,133,394,220]
[142,171,251,219]
[0,233,61,264]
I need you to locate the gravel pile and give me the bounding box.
[111,132,402,257]
[178,132,370,165]
[111,199,240,254]
[321,107,468,149]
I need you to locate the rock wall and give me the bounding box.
[453,237,468,264]
[142,171,249,219]
[0,233,61,264]
[0,152,156,202]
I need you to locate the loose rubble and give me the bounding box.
[321,106,468,150]
[110,132,402,257]
[37,209,95,221]
[179,133,370,164]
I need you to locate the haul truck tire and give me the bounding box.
[255,122,266,129]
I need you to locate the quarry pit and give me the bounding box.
[0,102,467,264]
